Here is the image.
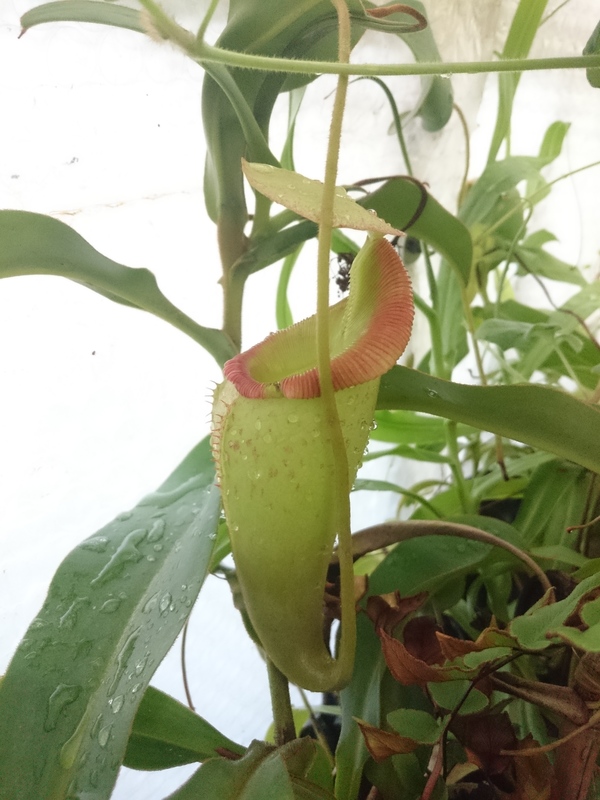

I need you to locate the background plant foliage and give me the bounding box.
[2,1,600,799]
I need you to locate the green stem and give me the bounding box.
[266,658,296,747]
[445,420,473,514]
[315,0,355,691]
[195,0,220,42]
[221,266,246,352]
[413,292,445,381]
[195,42,600,78]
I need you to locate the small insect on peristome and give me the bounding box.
[334,251,356,294]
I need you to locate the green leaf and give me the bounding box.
[242,161,401,234]
[487,0,549,162]
[538,121,571,162]
[476,318,536,350]
[353,478,443,517]
[386,708,442,744]
[165,741,293,800]
[335,614,385,800]
[563,281,600,319]
[123,686,244,771]
[477,299,600,390]
[0,437,221,799]
[530,545,588,569]
[461,156,551,227]
[377,366,600,475]
[583,19,600,88]
[165,738,334,800]
[275,246,302,330]
[362,178,473,286]
[0,210,235,367]
[513,460,591,547]
[364,444,449,465]
[368,535,490,598]
[510,572,600,650]
[372,410,472,447]
[427,681,488,716]
[551,596,600,650]
[21,0,144,33]
[515,241,587,286]
[375,0,453,132]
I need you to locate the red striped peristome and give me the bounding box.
[223,237,413,400]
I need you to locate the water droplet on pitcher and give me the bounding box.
[287,414,298,423]
[263,433,273,444]
[254,419,262,431]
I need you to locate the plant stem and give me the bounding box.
[266,658,296,746]
[195,43,600,79]
[445,420,472,514]
[344,521,552,593]
[314,0,356,690]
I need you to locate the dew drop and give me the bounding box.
[147,517,166,542]
[90,714,103,740]
[263,433,273,444]
[108,627,141,695]
[91,528,147,587]
[254,419,262,431]
[98,723,112,748]
[426,389,438,398]
[100,598,121,614]
[118,512,133,522]
[159,592,172,614]
[110,694,124,714]
[134,654,149,676]
[59,597,89,629]
[81,537,109,553]
[287,414,298,423]
[59,712,88,768]
[44,684,81,732]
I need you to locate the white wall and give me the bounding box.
[1,1,599,797]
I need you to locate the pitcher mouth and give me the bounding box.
[224,236,414,400]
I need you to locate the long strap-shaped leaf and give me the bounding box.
[0,437,220,799]
[377,366,600,475]
[0,210,235,366]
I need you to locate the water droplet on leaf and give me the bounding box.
[44,684,81,732]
